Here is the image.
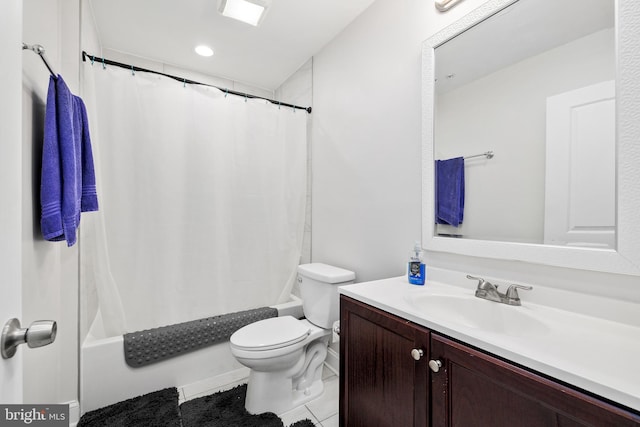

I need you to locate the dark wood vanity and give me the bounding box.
[340,295,640,427]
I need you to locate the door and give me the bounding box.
[0,0,24,403]
[544,80,616,248]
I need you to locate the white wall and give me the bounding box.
[22,0,81,410]
[311,0,640,301]
[311,0,489,282]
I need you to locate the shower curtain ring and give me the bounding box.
[91,56,95,66]
[102,57,106,70]
[183,78,186,88]
[131,65,135,76]
[244,94,248,102]
[224,89,228,98]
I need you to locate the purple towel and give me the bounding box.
[41,75,98,247]
[435,157,464,227]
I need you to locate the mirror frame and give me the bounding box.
[422,0,640,276]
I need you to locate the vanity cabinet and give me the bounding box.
[340,295,430,427]
[340,295,640,427]
[430,334,640,427]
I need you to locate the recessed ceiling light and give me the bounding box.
[219,0,270,26]
[195,45,214,57]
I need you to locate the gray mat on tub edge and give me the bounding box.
[123,307,278,367]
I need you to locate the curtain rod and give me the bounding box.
[23,43,57,78]
[81,51,312,114]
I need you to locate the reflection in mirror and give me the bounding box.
[433,0,615,248]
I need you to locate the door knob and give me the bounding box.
[411,348,424,360]
[429,359,443,373]
[1,318,57,359]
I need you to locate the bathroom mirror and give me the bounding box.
[422,0,640,275]
[433,0,615,248]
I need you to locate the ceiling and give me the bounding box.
[88,0,375,91]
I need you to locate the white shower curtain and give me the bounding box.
[81,64,308,336]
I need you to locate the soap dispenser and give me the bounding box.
[408,241,426,285]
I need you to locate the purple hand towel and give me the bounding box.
[41,75,98,247]
[435,157,465,227]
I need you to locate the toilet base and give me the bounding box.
[245,369,325,415]
[244,338,329,415]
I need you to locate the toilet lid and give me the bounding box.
[230,316,310,351]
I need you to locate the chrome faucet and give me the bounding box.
[466,275,532,306]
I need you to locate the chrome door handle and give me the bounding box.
[1,318,57,359]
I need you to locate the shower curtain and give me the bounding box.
[81,63,308,337]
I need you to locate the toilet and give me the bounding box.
[229,263,355,415]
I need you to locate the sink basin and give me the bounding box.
[405,293,550,337]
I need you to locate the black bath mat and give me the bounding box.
[77,387,181,427]
[180,384,316,427]
[78,384,316,427]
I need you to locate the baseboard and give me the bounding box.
[180,367,250,401]
[66,400,80,427]
[324,347,339,376]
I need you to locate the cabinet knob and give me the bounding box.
[428,359,443,373]
[411,348,424,361]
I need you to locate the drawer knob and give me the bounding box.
[429,359,443,373]
[411,348,424,360]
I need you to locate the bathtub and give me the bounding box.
[80,296,304,414]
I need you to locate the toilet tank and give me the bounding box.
[297,263,355,329]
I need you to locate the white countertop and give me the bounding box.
[339,274,640,412]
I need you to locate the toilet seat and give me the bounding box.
[230,316,310,351]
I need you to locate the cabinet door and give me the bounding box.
[340,296,430,427]
[430,334,640,427]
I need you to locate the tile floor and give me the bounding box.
[178,364,339,426]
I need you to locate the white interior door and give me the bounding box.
[0,0,24,403]
[544,80,616,248]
